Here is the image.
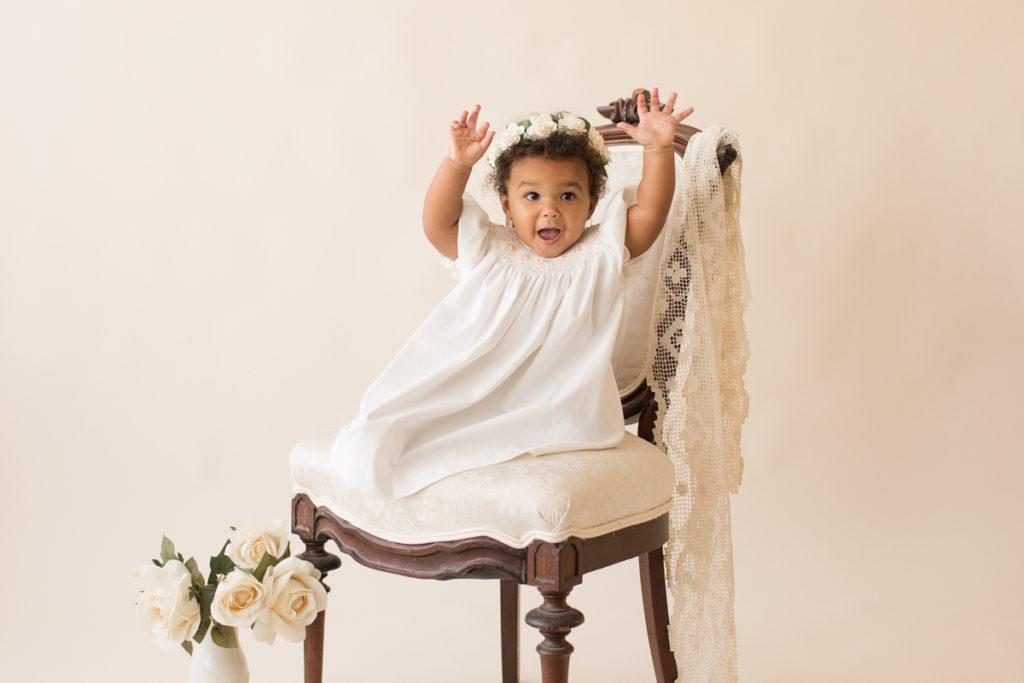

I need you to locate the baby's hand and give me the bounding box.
[448,105,495,169]
[615,88,694,150]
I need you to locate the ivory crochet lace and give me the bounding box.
[645,126,748,682]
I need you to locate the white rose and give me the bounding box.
[226,519,289,570]
[135,560,201,650]
[557,113,587,133]
[497,122,524,151]
[251,557,328,644]
[486,143,500,167]
[211,570,266,628]
[525,114,557,138]
[588,126,612,163]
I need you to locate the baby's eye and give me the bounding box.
[524,192,539,200]
[561,192,576,201]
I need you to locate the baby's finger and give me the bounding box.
[637,94,648,114]
[466,104,481,129]
[651,87,660,109]
[674,106,695,122]
[482,129,495,148]
[664,91,677,112]
[477,121,491,138]
[616,121,638,138]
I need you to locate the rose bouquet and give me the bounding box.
[135,520,327,654]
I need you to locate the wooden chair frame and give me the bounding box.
[292,102,736,682]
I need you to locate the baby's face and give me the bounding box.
[500,156,597,258]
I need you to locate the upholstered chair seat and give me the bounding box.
[290,428,674,548]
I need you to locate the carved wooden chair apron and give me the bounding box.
[290,92,737,683]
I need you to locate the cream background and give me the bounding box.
[2,1,1022,681]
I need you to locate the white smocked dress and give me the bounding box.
[330,189,634,499]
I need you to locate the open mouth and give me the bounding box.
[537,228,562,245]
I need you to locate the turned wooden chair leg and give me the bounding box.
[298,539,342,683]
[500,579,520,683]
[525,588,584,683]
[303,610,327,683]
[640,547,678,683]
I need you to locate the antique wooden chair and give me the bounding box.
[290,91,736,683]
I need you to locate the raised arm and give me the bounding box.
[614,88,694,258]
[423,105,495,260]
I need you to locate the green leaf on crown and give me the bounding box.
[181,640,193,656]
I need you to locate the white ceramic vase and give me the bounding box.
[187,630,250,683]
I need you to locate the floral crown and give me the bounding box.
[485,111,612,168]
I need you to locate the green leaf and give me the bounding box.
[152,558,163,568]
[182,640,193,656]
[252,551,278,582]
[160,536,176,564]
[210,623,239,649]
[185,557,204,587]
[281,544,291,561]
[208,539,235,581]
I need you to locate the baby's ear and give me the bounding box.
[499,193,511,215]
[588,196,598,217]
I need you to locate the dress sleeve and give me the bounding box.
[437,193,493,282]
[594,185,637,272]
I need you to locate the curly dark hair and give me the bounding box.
[487,129,608,200]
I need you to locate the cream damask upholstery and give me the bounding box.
[290,427,672,548]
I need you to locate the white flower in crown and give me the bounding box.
[525,114,557,138]
[486,143,500,167]
[497,122,525,151]
[588,125,612,164]
[557,113,588,133]
[486,111,609,168]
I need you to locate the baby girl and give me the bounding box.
[331,89,693,499]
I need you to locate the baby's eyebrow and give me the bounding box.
[516,180,584,189]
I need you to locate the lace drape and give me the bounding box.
[644,126,749,682]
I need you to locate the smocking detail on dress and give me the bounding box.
[486,222,615,277]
